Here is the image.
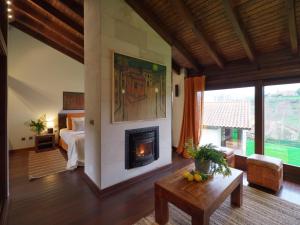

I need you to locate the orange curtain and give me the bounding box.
[177,76,205,158]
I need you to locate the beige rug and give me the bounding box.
[28,149,67,180]
[135,186,300,225]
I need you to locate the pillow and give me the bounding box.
[72,117,85,131]
[67,113,85,130]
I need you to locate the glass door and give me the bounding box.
[264,83,300,166]
[201,87,255,156]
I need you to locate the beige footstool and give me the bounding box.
[247,154,283,192]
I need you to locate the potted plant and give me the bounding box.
[186,139,231,177]
[28,114,47,135]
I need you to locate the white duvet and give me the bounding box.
[60,129,85,170]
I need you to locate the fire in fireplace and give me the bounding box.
[125,126,159,169]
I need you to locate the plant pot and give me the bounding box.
[195,159,212,174]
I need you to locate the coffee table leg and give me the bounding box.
[155,186,168,225]
[192,213,209,225]
[231,177,243,207]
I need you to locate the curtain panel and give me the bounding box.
[177,76,205,158]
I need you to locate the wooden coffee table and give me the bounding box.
[155,164,243,225]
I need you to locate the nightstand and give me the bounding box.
[35,134,56,151]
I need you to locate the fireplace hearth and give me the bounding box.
[125,127,159,169]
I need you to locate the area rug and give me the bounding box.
[28,149,67,180]
[134,186,300,225]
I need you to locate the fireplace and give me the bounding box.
[125,127,159,169]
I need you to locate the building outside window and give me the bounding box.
[201,87,255,156]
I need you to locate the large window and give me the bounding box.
[201,87,255,156]
[264,83,300,166]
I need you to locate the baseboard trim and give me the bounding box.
[82,163,173,199]
[0,198,9,225]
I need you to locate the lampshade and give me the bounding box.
[46,120,54,128]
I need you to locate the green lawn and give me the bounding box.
[246,139,300,166]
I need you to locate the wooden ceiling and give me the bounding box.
[126,0,300,73]
[7,0,300,73]
[9,0,84,63]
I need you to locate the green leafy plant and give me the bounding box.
[28,114,46,135]
[185,139,231,177]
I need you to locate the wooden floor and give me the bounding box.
[7,150,300,225]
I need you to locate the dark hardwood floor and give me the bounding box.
[7,150,300,225]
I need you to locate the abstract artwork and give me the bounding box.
[113,52,167,122]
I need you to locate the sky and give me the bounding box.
[204,83,300,102]
[265,83,300,95]
[204,87,254,101]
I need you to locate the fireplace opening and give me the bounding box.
[136,143,152,158]
[125,126,159,169]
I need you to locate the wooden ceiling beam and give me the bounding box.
[172,0,224,69]
[12,1,83,48]
[72,0,83,6]
[172,59,181,75]
[59,0,83,18]
[31,0,83,34]
[125,0,202,72]
[287,0,298,55]
[12,9,83,62]
[222,0,256,62]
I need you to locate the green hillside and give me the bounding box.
[246,139,300,166]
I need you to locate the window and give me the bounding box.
[201,87,255,156]
[264,83,300,166]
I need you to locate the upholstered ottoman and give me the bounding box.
[217,146,235,167]
[247,154,283,192]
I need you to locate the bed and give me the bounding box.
[58,113,85,170]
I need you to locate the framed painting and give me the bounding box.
[63,92,84,110]
[112,52,167,122]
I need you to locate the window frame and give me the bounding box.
[206,77,300,168]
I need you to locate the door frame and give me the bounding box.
[0,0,8,223]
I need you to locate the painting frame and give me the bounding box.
[63,91,84,110]
[112,51,167,123]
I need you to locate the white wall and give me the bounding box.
[84,0,102,188]
[200,127,222,146]
[85,0,172,189]
[8,27,84,150]
[172,69,185,148]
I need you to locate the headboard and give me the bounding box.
[58,112,85,131]
[58,113,68,131]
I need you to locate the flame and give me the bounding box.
[140,148,145,155]
[137,144,145,157]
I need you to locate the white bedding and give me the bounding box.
[60,128,85,170]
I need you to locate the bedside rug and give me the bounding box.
[28,149,67,180]
[134,186,300,225]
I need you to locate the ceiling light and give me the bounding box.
[8,14,13,19]
[7,8,12,12]
[6,0,12,5]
